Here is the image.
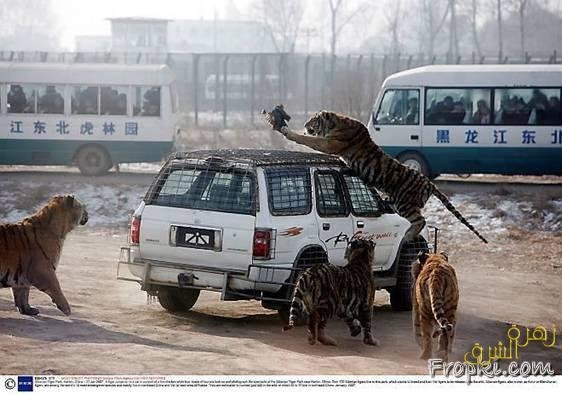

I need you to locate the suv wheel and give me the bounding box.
[157,287,200,312]
[390,237,428,311]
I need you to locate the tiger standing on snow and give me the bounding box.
[283,238,379,347]
[0,194,88,316]
[412,252,459,362]
[263,107,487,244]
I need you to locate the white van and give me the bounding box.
[117,149,433,318]
[0,62,178,175]
[368,65,562,178]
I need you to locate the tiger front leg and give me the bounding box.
[317,318,337,346]
[281,130,347,155]
[30,266,71,316]
[358,303,379,346]
[12,287,39,316]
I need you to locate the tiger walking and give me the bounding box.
[412,252,459,362]
[0,195,88,316]
[283,238,379,347]
[263,108,488,243]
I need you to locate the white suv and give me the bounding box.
[117,149,431,317]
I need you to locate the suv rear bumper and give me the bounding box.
[117,246,298,304]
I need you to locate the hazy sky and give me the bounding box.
[55,0,254,49]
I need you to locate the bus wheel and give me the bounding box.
[76,145,112,176]
[398,152,430,178]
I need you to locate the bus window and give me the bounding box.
[100,86,128,116]
[7,84,36,113]
[37,85,64,114]
[494,88,561,125]
[133,86,160,117]
[375,89,419,125]
[72,86,99,115]
[425,88,491,125]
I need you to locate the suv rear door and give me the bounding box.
[313,169,354,265]
[140,164,256,271]
[341,171,409,270]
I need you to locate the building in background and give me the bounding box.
[73,17,276,54]
[168,20,276,53]
[109,17,170,53]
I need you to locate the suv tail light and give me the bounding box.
[253,229,273,259]
[130,216,141,244]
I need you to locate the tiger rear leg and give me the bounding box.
[307,313,318,345]
[404,212,426,242]
[419,319,434,360]
[340,312,361,337]
[317,319,337,346]
[31,267,71,316]
[12,287,39,316]
[413,299,422,347]
[358,304,379,346]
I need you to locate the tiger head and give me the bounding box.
[304,111,365,140]
[344,238,376,266]
[47,194,89,229]
[413,251,449,280]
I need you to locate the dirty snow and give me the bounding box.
[0,181,145,227]
[424,193,562,236]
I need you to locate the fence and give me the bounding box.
[1,50,559,130]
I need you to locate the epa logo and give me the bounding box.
[17,376,33,392]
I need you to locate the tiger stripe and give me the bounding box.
[283,239,379,347]
[289,111,488,243]
[0,194,88,316]
[412,252,459,362]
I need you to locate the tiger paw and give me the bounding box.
[18,305,40,316]
[318,334,338,346]
[363,334,380,346]
[349,321,362,337]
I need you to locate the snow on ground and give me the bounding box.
[0,179,560,237]
[423,193,562,236]
[0,180,146,227]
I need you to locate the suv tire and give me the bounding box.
[390,236,428,311]
[157,287,200,312]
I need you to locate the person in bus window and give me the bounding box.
[405,97,418,124]
[39,86,64,114]
[544,96,561,125]
[142,87,160,116]
[472,99,491,124]
[7,85,27,113]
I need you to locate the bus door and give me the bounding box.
[369,88,422,153]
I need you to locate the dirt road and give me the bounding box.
[1,226,560,375]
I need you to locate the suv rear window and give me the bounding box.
[148,166,256,215]
[266,167,311,216]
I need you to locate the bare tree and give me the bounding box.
[255,0,304,53]
[448,0,460,61]
[512,0,530,61]
[420,0,450,59]
[326,0,366,57]
[386,0,402,59]
[0,0,60,50]
[497,0,504,61]
[470,0,484,58]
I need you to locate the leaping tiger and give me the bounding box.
[263,108,487,243]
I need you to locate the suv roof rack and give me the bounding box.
[168,149,344,167]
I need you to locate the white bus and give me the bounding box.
[0,62,179,175]
[368,65,562,178]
